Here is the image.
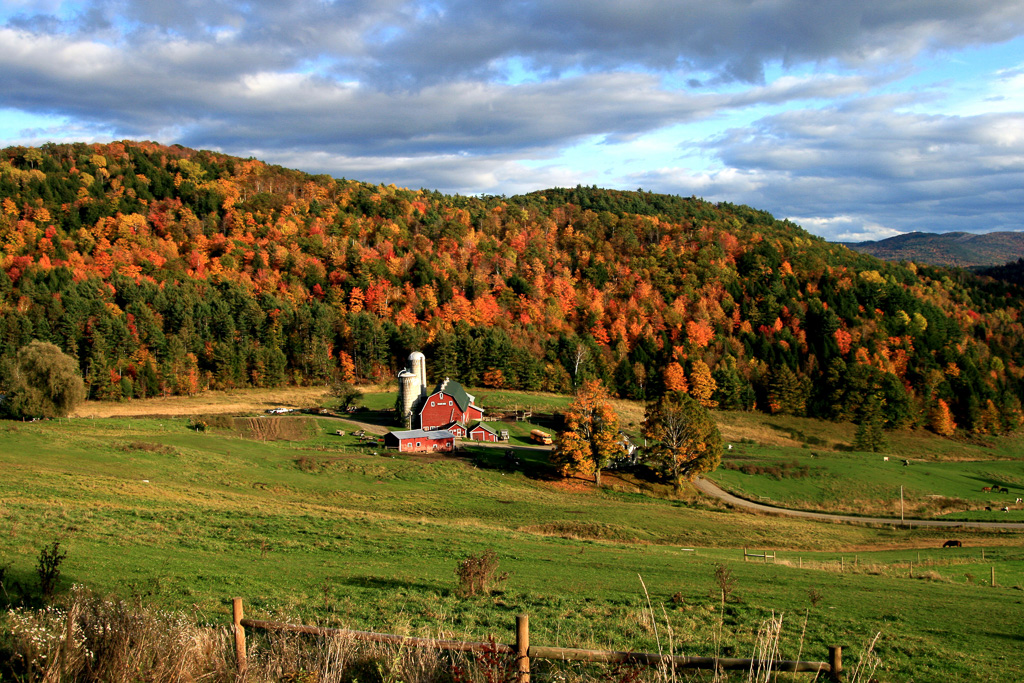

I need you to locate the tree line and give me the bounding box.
[1,141,1023,438]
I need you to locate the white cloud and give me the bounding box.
[2,0,1024,241]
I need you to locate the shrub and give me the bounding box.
[712,563,736,603]
[455,550,509,596]
[36,541,66,598]
[2,341,86,419]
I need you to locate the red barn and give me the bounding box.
[384,429,455,453]
[419,378,484,430]
[468,422,499,442]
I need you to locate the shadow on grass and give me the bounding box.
[340,575,448,595]
[0,566,59,610]
[765,423,832,448]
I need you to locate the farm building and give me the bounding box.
[384,429,456,453]
[468,422,499,442]
[420,377,484,430]
[396,352,486,431]
[436,421,468,438]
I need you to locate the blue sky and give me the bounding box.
[2,0,1023,241]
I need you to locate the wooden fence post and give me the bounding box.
[991,567,996,588]
[62,601,77,676]
[516,614,530,683]
[233,597,248,680]
[828,646,842,682]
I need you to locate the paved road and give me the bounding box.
[693,477,1024,530]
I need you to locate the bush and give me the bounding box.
[36,541,67,598]
[2,341,86,419]
[455,550,509,596]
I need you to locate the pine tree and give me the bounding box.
[853,397,887,452]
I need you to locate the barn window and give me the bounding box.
[416,442,421,447]
[431,401,435,406]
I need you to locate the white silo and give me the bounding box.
[409,351,427,399]
[398,370,419,425]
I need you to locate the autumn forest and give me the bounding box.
[1,140,1023,436]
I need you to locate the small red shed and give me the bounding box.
[468,422,499,442]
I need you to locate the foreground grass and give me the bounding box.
[1,415,1023,681]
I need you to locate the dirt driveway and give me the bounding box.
[694,477,1024,531]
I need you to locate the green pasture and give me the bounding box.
[710,435,1024,520]
[1,415,1023,681]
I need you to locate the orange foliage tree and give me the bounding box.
[663,362,689,393]
[930,399,957,436]
[550,380,621,486]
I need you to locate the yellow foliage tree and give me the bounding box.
[930,399,956,437]
[644,391,722,489]
[689,359,718,408]
[550,380,621,486]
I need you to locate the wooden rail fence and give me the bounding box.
[231,597,842,681]
[744,548,776,563]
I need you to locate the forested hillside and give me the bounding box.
[1,141,1023,435]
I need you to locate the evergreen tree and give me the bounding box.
[853,396,887,452]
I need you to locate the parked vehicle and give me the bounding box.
[530,429,553,445]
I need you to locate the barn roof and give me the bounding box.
[388,429,455,440]
[433,378,475,412]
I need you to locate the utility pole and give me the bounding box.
[897,483,905,528]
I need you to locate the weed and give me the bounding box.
[36,541,67,598]
[455,550,509,597]
[807,587,823,608]
[452,635,515,683]
[712,563,736,603]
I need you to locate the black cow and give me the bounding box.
[942,540,962,548]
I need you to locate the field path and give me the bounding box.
[694,477,1024,530]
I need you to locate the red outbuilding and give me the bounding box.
[468,422,499,442]
[384,429,455,453]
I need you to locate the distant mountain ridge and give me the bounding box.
[846,231,1024,267]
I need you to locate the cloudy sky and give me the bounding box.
[2,1,1024,241]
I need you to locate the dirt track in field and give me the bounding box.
[694,477,1024,531]
[71,386,332,418]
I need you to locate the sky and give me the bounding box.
[2,1,1024,242]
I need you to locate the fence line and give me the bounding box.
[744,548,776,563]
[230,597,840,682]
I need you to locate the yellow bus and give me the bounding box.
[530,429,553,445]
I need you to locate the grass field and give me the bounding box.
[2,403,1024,682]
[707,412,1024,521]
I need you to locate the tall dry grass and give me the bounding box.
[2,586,873,682]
